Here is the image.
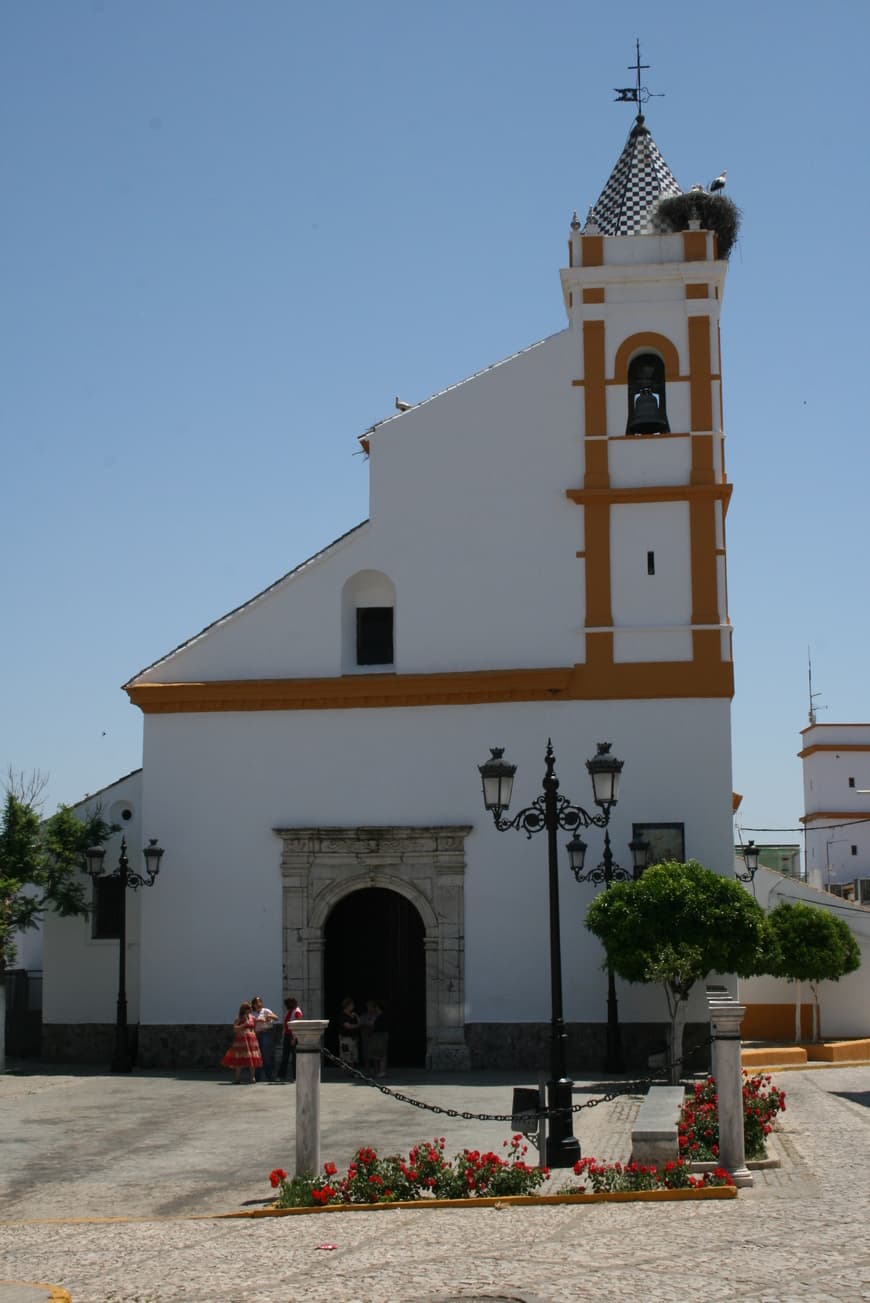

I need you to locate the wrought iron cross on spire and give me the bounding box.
[613,39,663,113]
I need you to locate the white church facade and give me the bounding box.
[43,113,739,1070]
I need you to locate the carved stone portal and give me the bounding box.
[275,825,472,1070]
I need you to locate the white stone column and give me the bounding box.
[707,989,752,1188]
[293,1019,330,1177]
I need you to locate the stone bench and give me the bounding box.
[630,1086,685,1166]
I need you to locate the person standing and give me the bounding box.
[277,996,303,1083]
[220,1002,262,1085]
[251,995,278,1082]
[338,996,360,1067]
[365,999,389,1078]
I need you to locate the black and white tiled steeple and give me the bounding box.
[587,115,682,236]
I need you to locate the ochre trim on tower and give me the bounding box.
[691,434,716,486]
[581,235,604,267]
[583,440,610,489]
[582,321,607,436]
[613,332,681,382]
[798,743,870,758]
[567,483,731,507]
[800,811,870,824]
[690,498,720,626]
[584,500,612,627]
[688,316,713,431]
[126,659,734,715]
[682,230,708,261]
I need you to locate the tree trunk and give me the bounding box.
[809,982,821,1042]
[0,977,6,1074]
[793,979,801,1044]
[669,996,688,1086]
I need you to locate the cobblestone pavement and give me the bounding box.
[1,1063,869,1301]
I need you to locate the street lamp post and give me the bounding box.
[477,739,625,1168]
[566,827,650,1073]
[735,839,760,883]
[85,835,165,1073]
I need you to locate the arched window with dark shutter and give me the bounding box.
[626,352,669,435]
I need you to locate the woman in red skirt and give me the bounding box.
[221,1002,263,1084]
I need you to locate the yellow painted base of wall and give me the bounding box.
[805,1039,870,1062]
[742,1046,807,1068]
[222,1187,737,1218]
[742,1003,813,1042]
[741,1038,870,1069]
[0,1284,71,1302]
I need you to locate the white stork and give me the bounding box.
[395,395,412,412]
[709,170,727,194]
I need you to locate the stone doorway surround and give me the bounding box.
[274,825,473,1070]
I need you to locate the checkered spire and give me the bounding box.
[587,115,682,236]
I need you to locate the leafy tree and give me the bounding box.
[767,901,861,1043]
[585,860,770,1082]
[0,786,113,1070]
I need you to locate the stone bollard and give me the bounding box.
[706,989,753,1188]
[292,1019,330,1177]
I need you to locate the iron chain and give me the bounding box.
[318,1032,715,1123]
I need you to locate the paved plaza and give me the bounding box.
[1,1061,869,1301]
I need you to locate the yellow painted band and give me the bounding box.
[798,743,870,757]
[218,1186,737,1217]
[127,658,734,714]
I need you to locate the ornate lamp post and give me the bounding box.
[85,836,165,1073]
[477,739,624,1167]
[735,839,760,883]
[566,825,649,1073]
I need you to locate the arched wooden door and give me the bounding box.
[324,887,426,1067]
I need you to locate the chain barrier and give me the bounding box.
[319,1031,716,1124]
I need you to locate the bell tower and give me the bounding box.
[560,105,733,700]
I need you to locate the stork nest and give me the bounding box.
[650,192,741,260]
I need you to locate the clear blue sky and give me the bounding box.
[2,1,868,847]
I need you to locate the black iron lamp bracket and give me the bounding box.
[572,858,634,887]
[489,791,607,838]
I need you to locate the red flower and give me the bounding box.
[323,1161,337,1177]
[269,1168,287,1188]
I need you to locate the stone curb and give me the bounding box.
[218,1187,737,1217]
[0,1283,71,1303]
[743,1058,870,1073]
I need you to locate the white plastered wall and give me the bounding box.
[42,771,144,1025]
[802,725,870,889]
[129,695,733,1031]
[740,867,870,1039]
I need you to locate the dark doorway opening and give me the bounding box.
[324,887,426,1068]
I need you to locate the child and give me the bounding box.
[277,996,303,1083]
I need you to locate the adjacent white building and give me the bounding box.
[800,723,870,899]
[43,113,739,1070]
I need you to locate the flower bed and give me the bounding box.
[572,1157,732,1193]
[267,1137,735,1211]
[679,1073,786,1162]
[270,1135,549,1207]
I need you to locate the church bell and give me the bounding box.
[626,358,669,435]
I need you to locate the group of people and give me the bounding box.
[221,995,303,1085]
[337,996,389,1077]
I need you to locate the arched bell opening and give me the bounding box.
[626,352,670,435]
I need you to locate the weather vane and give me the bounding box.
[613,39,664,112]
